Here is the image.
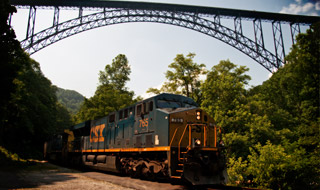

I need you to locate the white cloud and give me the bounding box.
[302,2,314,12]
[280,0,319,16]
[316,2,320,10]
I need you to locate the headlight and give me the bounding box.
[196,111,201,120]
[195,139,201,146]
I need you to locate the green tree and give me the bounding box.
[56,87,84,115]
[231,24,320,189]
[201,60,251,133]
[99,54,131,91]
[3,54,72,157]
[0,0,24,145]
[201,60,283,162]
[75,54,138,122]
[0,0,74,158]
[147,53,207,104]
[247,141,318,190]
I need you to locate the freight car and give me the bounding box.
[45,93,227,185]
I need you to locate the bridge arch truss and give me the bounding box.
[11,1,319,72]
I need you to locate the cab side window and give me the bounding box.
[149,101,153,112]
[119,110,123,120]
[136,101,153,117]
[109,114,115,123]
[124,108,128,118]
[136,104,142,116]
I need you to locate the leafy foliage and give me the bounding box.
[0,0,72,159]
[3,54,72,157]
[99,54,131,91]
[74,54,139,123]
[147,53,207,104]
[206,24,320,189]
[0,1,21,110]
[0,0,24,144]
[56,87,84,115]
[0,146,28,170]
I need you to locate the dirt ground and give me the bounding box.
[0,161,186,190]
[0,161,133,190]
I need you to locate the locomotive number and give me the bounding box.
[139,118,149,128]
[90,124,105,142]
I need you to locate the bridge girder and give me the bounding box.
[21,8,281,72]
[10,0,320,72]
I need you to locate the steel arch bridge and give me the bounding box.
[9,0,320,72]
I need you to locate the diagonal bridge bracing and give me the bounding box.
[9,0,320,72]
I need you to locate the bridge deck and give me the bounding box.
[10,0,320,24]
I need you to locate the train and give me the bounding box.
[44,93,228,185]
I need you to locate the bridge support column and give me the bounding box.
[26,6,36,45]
[214,15,220,25]
[253,18,265,53]
[79,7,83,23]
[53,6,60,32]
[290,23,301,45]
[234,17,243,39]
[8,12,13,26]
[272,21,285,68]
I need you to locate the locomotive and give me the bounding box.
[44,93,227,185]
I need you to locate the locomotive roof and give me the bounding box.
[70,93,198,130]
[139,93,198,106]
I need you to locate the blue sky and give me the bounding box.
[11,0,320,98]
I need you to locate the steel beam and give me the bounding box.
[272,21,285,68]
[11,0,315,72]
[53,6,60,32]
[20,8,280,72]
[9,0,320,24]
[253,18,264,49]
[214,15,220,24]
[290,23,301,45]
[234,17,243,34]
[234,17,243,43]
[79,6,83,23]
[8,13,13,26]
[26,5,36,43]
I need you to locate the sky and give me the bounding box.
[10,0,320,98]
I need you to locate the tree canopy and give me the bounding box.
[0,0,72,158]
[213,24,320,189]
[56,87,84,115]
[147,53,207,104]
[99,54,131,92]
[74,54,139,123]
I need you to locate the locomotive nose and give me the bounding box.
[183,149,228,185]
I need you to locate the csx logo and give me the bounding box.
[139,118,149,128]
[90,124,105,142]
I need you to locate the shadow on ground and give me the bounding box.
[0,161,77,189]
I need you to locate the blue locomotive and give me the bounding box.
[45,93,227,185]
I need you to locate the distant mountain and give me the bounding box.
[56,87,84,114]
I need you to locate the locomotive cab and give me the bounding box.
[153,94,227,185]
